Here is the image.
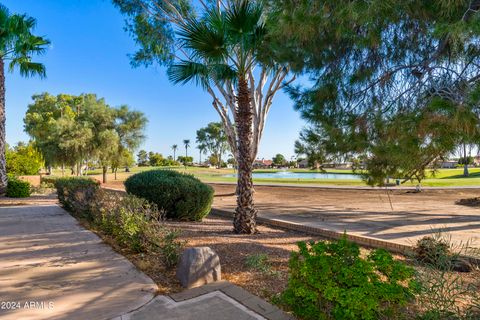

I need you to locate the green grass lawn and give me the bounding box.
[49,166,480,187]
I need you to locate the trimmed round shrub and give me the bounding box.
[6,177,31,198]
[124,170,214,221]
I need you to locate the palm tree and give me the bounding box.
[168,1,267,234]
[0,6,49,193]
[197,144,206,164]
[183,139,190,158]
[171,144,178,161]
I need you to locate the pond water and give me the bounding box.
[224,171,362,180]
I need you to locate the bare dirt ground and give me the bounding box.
[104,180,480,250]
[211,184,480,249]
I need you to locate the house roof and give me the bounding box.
[254,159,273,165]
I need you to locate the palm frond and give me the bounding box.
[9,58,46,78]
[178,17,227,62]
[210,63,237,84]
[224,0,263,39]
[0,9,49,77]
[167,60,210,88]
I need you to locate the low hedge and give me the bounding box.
[6,176,31,198]
[54,177,100,217]
[124,170,214,221]
[40,175,60,186]
[52,179,185,268]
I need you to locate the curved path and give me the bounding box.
[0,203,157,320]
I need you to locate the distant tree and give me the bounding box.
[208,154,219,168]
[112,105,147,175]
[196,122,228,169]
[0,6,49,192]
[458,155,473,166]
[183,139,190,160]
[197,144,206,164]
[171,144,178,161]
[111,149,134,179]
[137,150,148,166]
[177,156,193,166]
[78,94,119,183]
[149,152,163,166]
[272,154,286,167]
[24,93,79,175]
[6,142,44,175]
[294,129,328,170]
[25,93,140,183]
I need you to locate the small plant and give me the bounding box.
[245,253,279,276]
[125,169,214,221]
[280,236,417,320]
[414,236,451,267]
[148,225,185,269]
[6,176,31,198]
[413,234,480,319]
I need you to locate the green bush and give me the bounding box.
[54,177,100,217]
[146,225,185,269]
[280,236,417,320]
[124,169,214,221]
[92,190,185,266]
[6,177,31,198]
[40,175,60,186]
[92,190,162,251]
[413,236,451,267]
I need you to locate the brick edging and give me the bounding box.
[212,209,480,266]
[211,208,411,254]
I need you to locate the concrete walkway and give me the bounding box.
[0,204,157,320]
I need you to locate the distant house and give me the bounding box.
[439,160,457,169]
[298,159,309,168]
[253,159,273,169]
[474,155,480,166]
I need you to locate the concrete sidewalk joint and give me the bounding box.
[118,281,293,320]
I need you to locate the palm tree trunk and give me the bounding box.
[0,58,7,194]
[173,149,176,161]
[102,165,107,183]
[463,143,469,177]
[233,78,257,234]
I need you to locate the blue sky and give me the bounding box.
[3,0,304,161]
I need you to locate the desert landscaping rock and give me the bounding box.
[176,247,221,288]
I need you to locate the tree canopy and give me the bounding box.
[24,93,147,182]
[6,142,43,176]
[196,122,228,168]
[270,0,480,185]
